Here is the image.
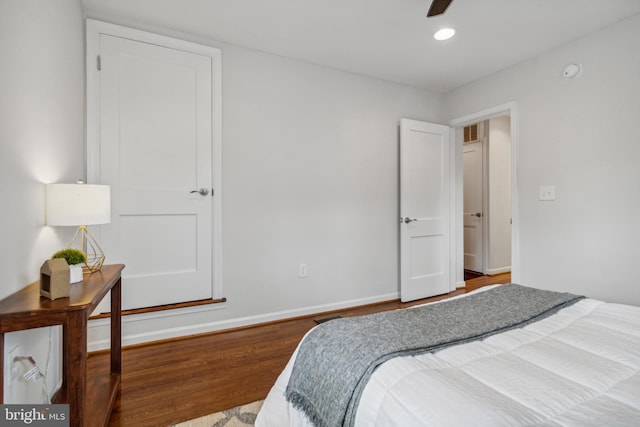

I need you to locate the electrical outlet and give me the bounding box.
[299,264,308,278]
[539,185,556,201]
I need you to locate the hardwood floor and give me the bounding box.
[89,273,511,426]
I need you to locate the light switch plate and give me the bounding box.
[299,264,308,278]
[539,185,556,201]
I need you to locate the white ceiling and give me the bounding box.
[82,0,640,93]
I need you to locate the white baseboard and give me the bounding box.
[486,267,511,275]
[88,292,399,351]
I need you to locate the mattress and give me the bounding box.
[255,287,640,426]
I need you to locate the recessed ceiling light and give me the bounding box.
[434,28,455,41]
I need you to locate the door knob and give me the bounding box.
[472,212,482,218]
[190,187,209,196]
[403,217,417,224]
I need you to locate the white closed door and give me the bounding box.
[463,141,484,273]
[91,25,218,310]
[400,119,451,302]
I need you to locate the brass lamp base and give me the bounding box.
[67,225,106,272]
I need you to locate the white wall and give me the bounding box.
[221,46,444,313]
[487,116,511,274]
[0,0,85,402]
[445,14,640,305]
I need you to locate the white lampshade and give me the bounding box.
[46,183,111,226]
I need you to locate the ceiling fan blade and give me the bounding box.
[427,0,453,17]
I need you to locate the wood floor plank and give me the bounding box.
[88,273,511,426]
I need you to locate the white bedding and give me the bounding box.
[256,290,640,426]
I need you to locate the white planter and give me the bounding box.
[70,264,84,283]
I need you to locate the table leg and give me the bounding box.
[110,278,122,375]
[65,313,88,427]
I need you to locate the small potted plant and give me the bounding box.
[52,248,87,283]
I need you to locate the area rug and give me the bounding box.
[171,400,264,427]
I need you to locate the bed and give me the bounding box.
[255,284,640,427]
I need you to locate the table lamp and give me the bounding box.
[46,181,111,272]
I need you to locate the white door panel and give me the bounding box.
[409,234,444,276]
[463,141,484,273]
[400,119,451,302]
[90,24,219,311]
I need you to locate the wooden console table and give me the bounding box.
[0,264,124,427]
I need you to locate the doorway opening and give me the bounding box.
[450,102,517,287]
[462,117,512,276]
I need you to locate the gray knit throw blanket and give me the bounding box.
[285,284,584,427]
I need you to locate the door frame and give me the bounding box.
[448,102,518,287]
[85,19,224,299]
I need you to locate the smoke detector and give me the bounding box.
[562,63,582,79]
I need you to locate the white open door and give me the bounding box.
[400,119,451,302]
[463,141,484,273]
[87,21,222,310]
